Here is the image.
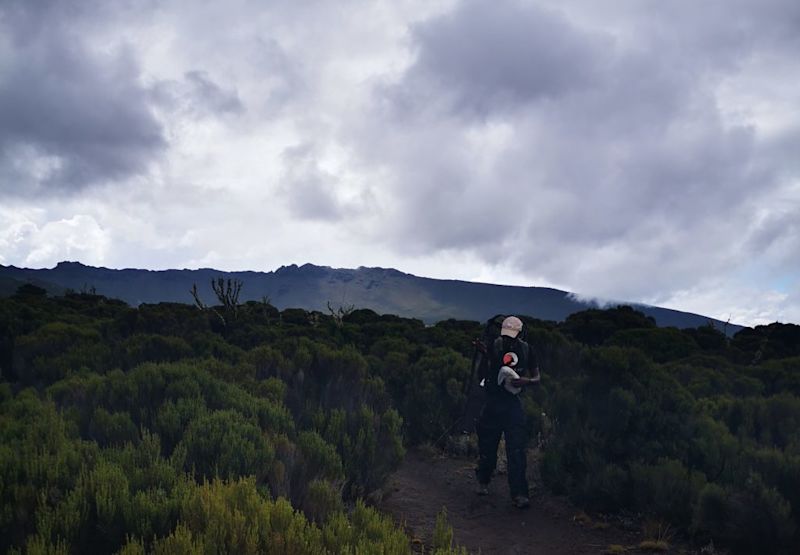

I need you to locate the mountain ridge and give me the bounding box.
[0,261,742,333]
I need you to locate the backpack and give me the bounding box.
[473,315,505,385]
[467,314,528,390]
[457,315,525,434]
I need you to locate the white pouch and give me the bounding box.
[497,365,521,394]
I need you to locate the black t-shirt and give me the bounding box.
[485,335,535,401]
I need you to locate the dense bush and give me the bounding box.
[692,477,795,554]
[2,288,800,553]
[538,314,800,553]
[0,290,462,553]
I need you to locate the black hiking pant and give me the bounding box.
[475,398,529,498]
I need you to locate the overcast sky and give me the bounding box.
[1,0,799,326]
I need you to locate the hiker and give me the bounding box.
[474,315,540,509]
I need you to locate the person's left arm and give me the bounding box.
[510,342,540,387]
[509,372,539,387]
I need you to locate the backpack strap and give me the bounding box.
[482,336,506,395]
[492,336,504,361]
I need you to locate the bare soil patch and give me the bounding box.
[380,448,690,555]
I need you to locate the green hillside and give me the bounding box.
[0,261,742,332]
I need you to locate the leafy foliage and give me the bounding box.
[0,290,434,553]
[2,288,800,553]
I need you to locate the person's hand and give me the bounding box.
[510,370,541,387]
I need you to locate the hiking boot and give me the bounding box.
[475,481,489,496]
[512,495,530,509]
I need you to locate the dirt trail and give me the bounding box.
[380,449,675,555]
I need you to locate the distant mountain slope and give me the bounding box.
[0,261,741,332]
[0,274,65,298]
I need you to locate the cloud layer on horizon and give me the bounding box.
[1,0,799,326]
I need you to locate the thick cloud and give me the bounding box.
[0,0,165,195]
[151,71,244,118]
[396,1,608,116]
[350,0,800,305]
[280,143,346,222]
[1,0,798,325]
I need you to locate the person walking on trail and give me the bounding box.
[475,315,540,509]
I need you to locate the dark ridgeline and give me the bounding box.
[0,261,742,333]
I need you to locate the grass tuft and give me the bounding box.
[639,539,669,551]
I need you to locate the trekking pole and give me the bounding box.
[462,339,481,396]
[433,418,461,448]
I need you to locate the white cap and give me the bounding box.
[500,316,523,338]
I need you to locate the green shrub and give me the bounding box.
[177,410,275,483]
[581,463,630,512]
[121,334,193,368]
[631,458,706,527]
[88,408,139,447]
[692,475,795,554]
[607,327,699,363]
[433,507,454,551]
[178,478,322,555]
[15,322,107,384]
[300,479,343,523]
[313,405,405,497]
[400,347,470,444]
[322,500,410,554]
[540,447,573,495]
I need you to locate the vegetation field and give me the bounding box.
[1,283,799,553]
